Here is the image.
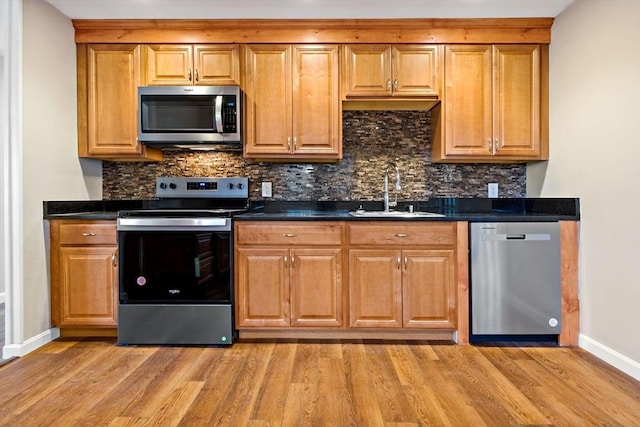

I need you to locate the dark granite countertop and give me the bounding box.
[237,198,580,222]
[43,198,580,222]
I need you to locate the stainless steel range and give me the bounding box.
[116,176,249,346]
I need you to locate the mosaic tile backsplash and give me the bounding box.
[103,110,525,200]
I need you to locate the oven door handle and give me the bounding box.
[117,217,231,231]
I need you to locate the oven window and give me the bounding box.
[119,231,231,303]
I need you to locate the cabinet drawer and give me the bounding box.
[236,222,343,246]
[58,222,117,245]
[348,222,455,246]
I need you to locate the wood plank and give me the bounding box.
[0,338,637,426]
[72,18,553,44]
[559,220,580,346]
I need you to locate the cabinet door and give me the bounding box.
[443,45,493,157]
[343,45,392,97]
[402,250,456,329]
[392,45,440,97]
[80,44,161,160]
[493,44,541,158]
[235,248,290,327]
[195,45,240,85]
[144,44,193,85]
[290,248,343,327]
[292,45,341,157]
[59,246,118,327]
[349,250,402,328]
[243,45,292,155]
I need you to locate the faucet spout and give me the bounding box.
[383,162,401,212]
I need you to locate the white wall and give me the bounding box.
[528,0,640,378]
[21,0,102,339]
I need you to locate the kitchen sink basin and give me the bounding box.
[348,210,444,218]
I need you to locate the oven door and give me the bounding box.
[118,229,231,304]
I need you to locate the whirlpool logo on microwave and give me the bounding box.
[168,289,181,295]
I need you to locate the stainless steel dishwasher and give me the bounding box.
[470,222,561,336]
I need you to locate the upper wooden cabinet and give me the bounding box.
[243,44,342,161]
[432,44,548,162]
[342,45,440,98]
[143,44,240,86]
[77,44,162,162]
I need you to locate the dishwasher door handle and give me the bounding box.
[483,233,551,241]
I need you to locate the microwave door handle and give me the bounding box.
[214,96,223,133]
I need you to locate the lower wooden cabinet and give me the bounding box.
[234,222,344,328]
[349,249,456,329]
[234,220,458,335]
[49,220,118,331]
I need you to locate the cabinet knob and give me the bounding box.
[282,233,297,237]
[395,233,408,238]
[81,232,97,237]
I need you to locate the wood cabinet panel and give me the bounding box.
[343,44,439,98]
[349,249,403,328]
[50,220,118,330]
[243,44,341,160]
[235,222,344,328]
[290,249,343,327]
[348,222,456,246]
[59,247,118,327]
[433,44,545,162]
[77,44,162,161]
[236,222,343,246]
[235,248,290,327]
[144,44,239,85]
[402,250,456,329]
[58,223,117,245]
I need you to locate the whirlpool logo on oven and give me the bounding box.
[168,289,181,295]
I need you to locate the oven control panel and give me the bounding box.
[156,177,249,199]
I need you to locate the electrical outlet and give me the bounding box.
[261,182,272,198]
[488,183,499,198]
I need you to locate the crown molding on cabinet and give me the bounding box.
[72,18,553,44]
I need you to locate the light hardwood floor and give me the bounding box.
[0,338,638,426]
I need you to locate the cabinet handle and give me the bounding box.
[393,79,398,91]
[112,250,118,267]
[293,137,297,150]
[282,233,297,237]
[284,255,288,268]
[386,79,392,91]
[82,232,96,237]
[287,137,291,150]
[395,233,408,238]
[494,138,500,154]
[488,138,493,155]
[404,256,408,269]
[397,257,401,269]
[188,68,192,81]
[194,68,199,82]
[291,255,295,268]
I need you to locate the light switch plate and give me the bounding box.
[261,182,272,198]
[488,183,499,198]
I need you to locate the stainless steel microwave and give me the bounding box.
[137,85,241,151]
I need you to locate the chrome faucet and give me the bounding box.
[383,162,401,212]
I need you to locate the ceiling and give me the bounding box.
[43,0,575,20]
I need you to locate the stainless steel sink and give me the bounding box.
[348,210,444,218]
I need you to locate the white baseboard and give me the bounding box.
[2,327,60,360]
[0,292,5,304]
[579,333,640,381]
